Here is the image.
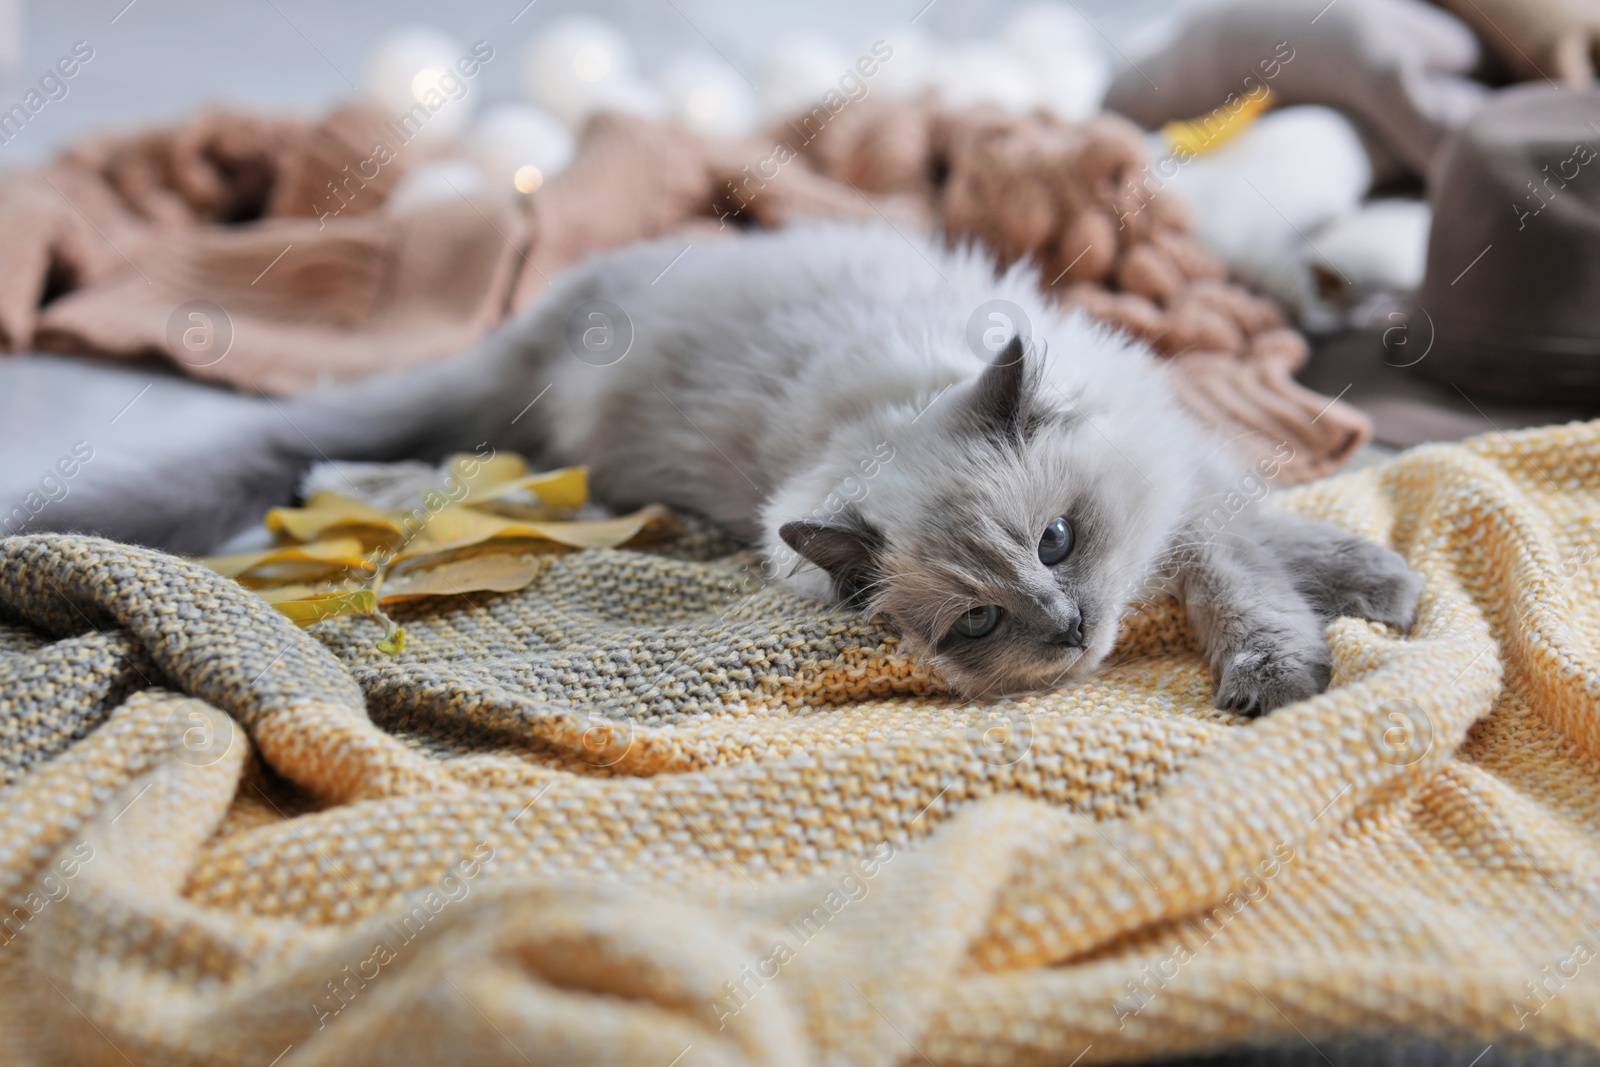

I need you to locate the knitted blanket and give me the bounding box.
[2,420,1599,1066]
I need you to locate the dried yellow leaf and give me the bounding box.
[202,537,372,580]
[262,466,592,544]
[265,494,404,543]
[254,583,364,604]
[450,451,528,490]
[272,589,378,625]
[215,455,660,657]
[460,465,589,509]
[379,555,545,601]
[393,504,676,563]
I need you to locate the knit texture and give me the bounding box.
[2,421,1600,1065]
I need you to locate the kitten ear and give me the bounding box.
[779,514,885,608]
[966,334,1036,441]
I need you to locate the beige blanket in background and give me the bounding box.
[0,98,1368,483]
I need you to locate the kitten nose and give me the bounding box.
[1048,613,1084,648]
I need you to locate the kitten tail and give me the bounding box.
[26,330,536,554]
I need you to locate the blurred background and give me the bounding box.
[0,0,1174,168]
[1,0,1597,539]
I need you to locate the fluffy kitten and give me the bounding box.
[56,221,1422,711]
[439,222,1417,710]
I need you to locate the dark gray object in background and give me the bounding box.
[1415,84,1600,401]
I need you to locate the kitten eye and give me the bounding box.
[1038,516,1074,566]
[952,605,1001,639]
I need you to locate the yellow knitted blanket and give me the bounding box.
[2,421,1599,1066]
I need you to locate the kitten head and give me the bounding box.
[780,335,1187,698]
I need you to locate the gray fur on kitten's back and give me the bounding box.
[44,221,1420,712]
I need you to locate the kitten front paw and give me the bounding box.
[1327,542,1421,630]
[1296,536,1422,631]
[1214,639,1332,717]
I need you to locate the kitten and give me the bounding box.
[52,221,1421,712]
[497,222,1418,709]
